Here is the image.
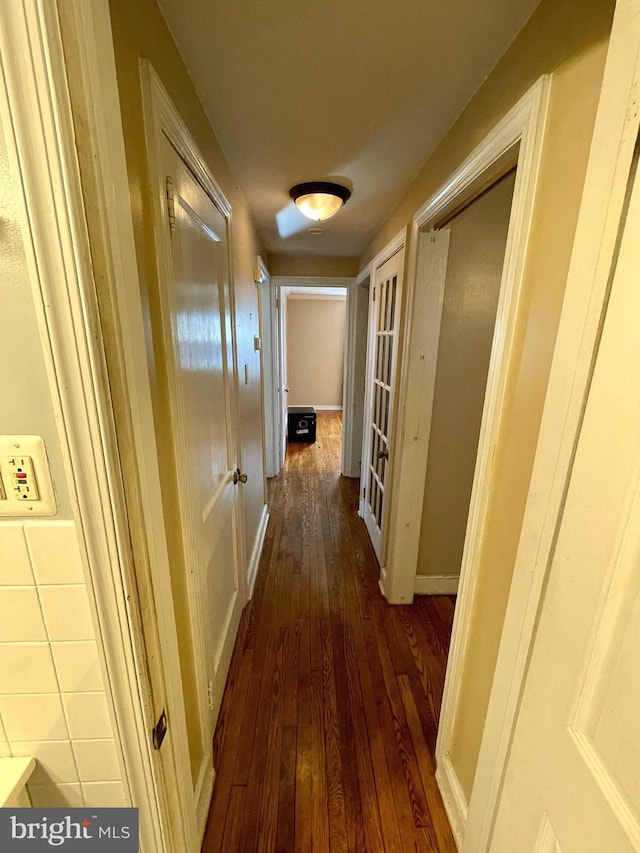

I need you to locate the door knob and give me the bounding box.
[377,449,389,460]
[233,468,248,485]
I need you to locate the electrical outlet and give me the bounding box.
[0,436,57,516]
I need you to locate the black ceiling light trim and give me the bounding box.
[289,181,352,205]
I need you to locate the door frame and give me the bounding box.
[256,256,280,479]
[381,76,551,837]
[464,3,640,849]
[140,59,246,835]
[359,227,408,582]
[343,264,372,478]
[270,275,353,469]
[1,0,182,849]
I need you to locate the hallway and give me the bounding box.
[203,411,456,851]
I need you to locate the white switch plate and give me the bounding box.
[0,436,57,516]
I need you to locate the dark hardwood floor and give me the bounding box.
[203,410,456,852]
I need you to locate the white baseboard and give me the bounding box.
[291,404,343,411]
[246,504,269,598]
[414,573,459,595]
[378,565,389,600]
[436,753,468,849]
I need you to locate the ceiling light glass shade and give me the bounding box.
[289,181,351,221]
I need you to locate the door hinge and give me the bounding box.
[152,708,168,750]
[207,680,215,711]
[165,176,176,231]
[372,288,376,302]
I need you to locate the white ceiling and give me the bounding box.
[156,0,540,258]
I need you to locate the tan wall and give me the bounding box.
[286,297,346,407]
[360,0,615,802]
[108,0,266,558]
[268,253,359,278]
[418,171,516,578]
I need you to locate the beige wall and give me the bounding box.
[108,0,266,558]
[286,297,346,407]
[360,0,615,803]
[418,171,516,578]
[268,253,359,278]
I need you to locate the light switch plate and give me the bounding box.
[0,436,57,516]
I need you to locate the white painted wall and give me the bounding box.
[0,122,125,808]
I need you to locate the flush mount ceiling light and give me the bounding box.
[289,181,351,221]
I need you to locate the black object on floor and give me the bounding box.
[287,406,317,443]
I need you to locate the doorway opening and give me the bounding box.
[416,167,517,591]
[270,282,349,472]
[376,79,550,844]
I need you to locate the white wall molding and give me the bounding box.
[271,275,353,289]
[414,574,459,596]
[246,504,269,598]
[436,753,468,848]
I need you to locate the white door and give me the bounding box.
[490,141,640,851]
[160,137,245,837]
[361,247,404,561]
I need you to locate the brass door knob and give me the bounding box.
[377,449,389,460]
[233,468,248,485]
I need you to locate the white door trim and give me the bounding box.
[464,4,640,850]
[343,263,372,478]
[256,256,277,478]
[0,1,176,849]
[380,76,551,838]
[435,77,550,843]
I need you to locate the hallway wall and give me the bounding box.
[108,0,267,573]
[361,0,615,803]
[286,295,346,408]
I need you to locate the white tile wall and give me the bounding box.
[51,642,104,693]
[73,740,121,782]
[81,781,127,808]
[0,520,125,808]
[29,783,84,808]
[39,585,95,641]
[0,644,59,693]
[25,522,85,585]
[0,587,47,641]
[0,715,10,758]
[0,523,34,584]
[63,693,113,740]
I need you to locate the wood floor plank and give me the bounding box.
[203,411,456,853]
[398,674,458,853]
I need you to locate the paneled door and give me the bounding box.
[490,137,640,851]
[159,136,245,838]
[361,247,404,562]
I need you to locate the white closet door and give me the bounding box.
[491,139,640,853]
